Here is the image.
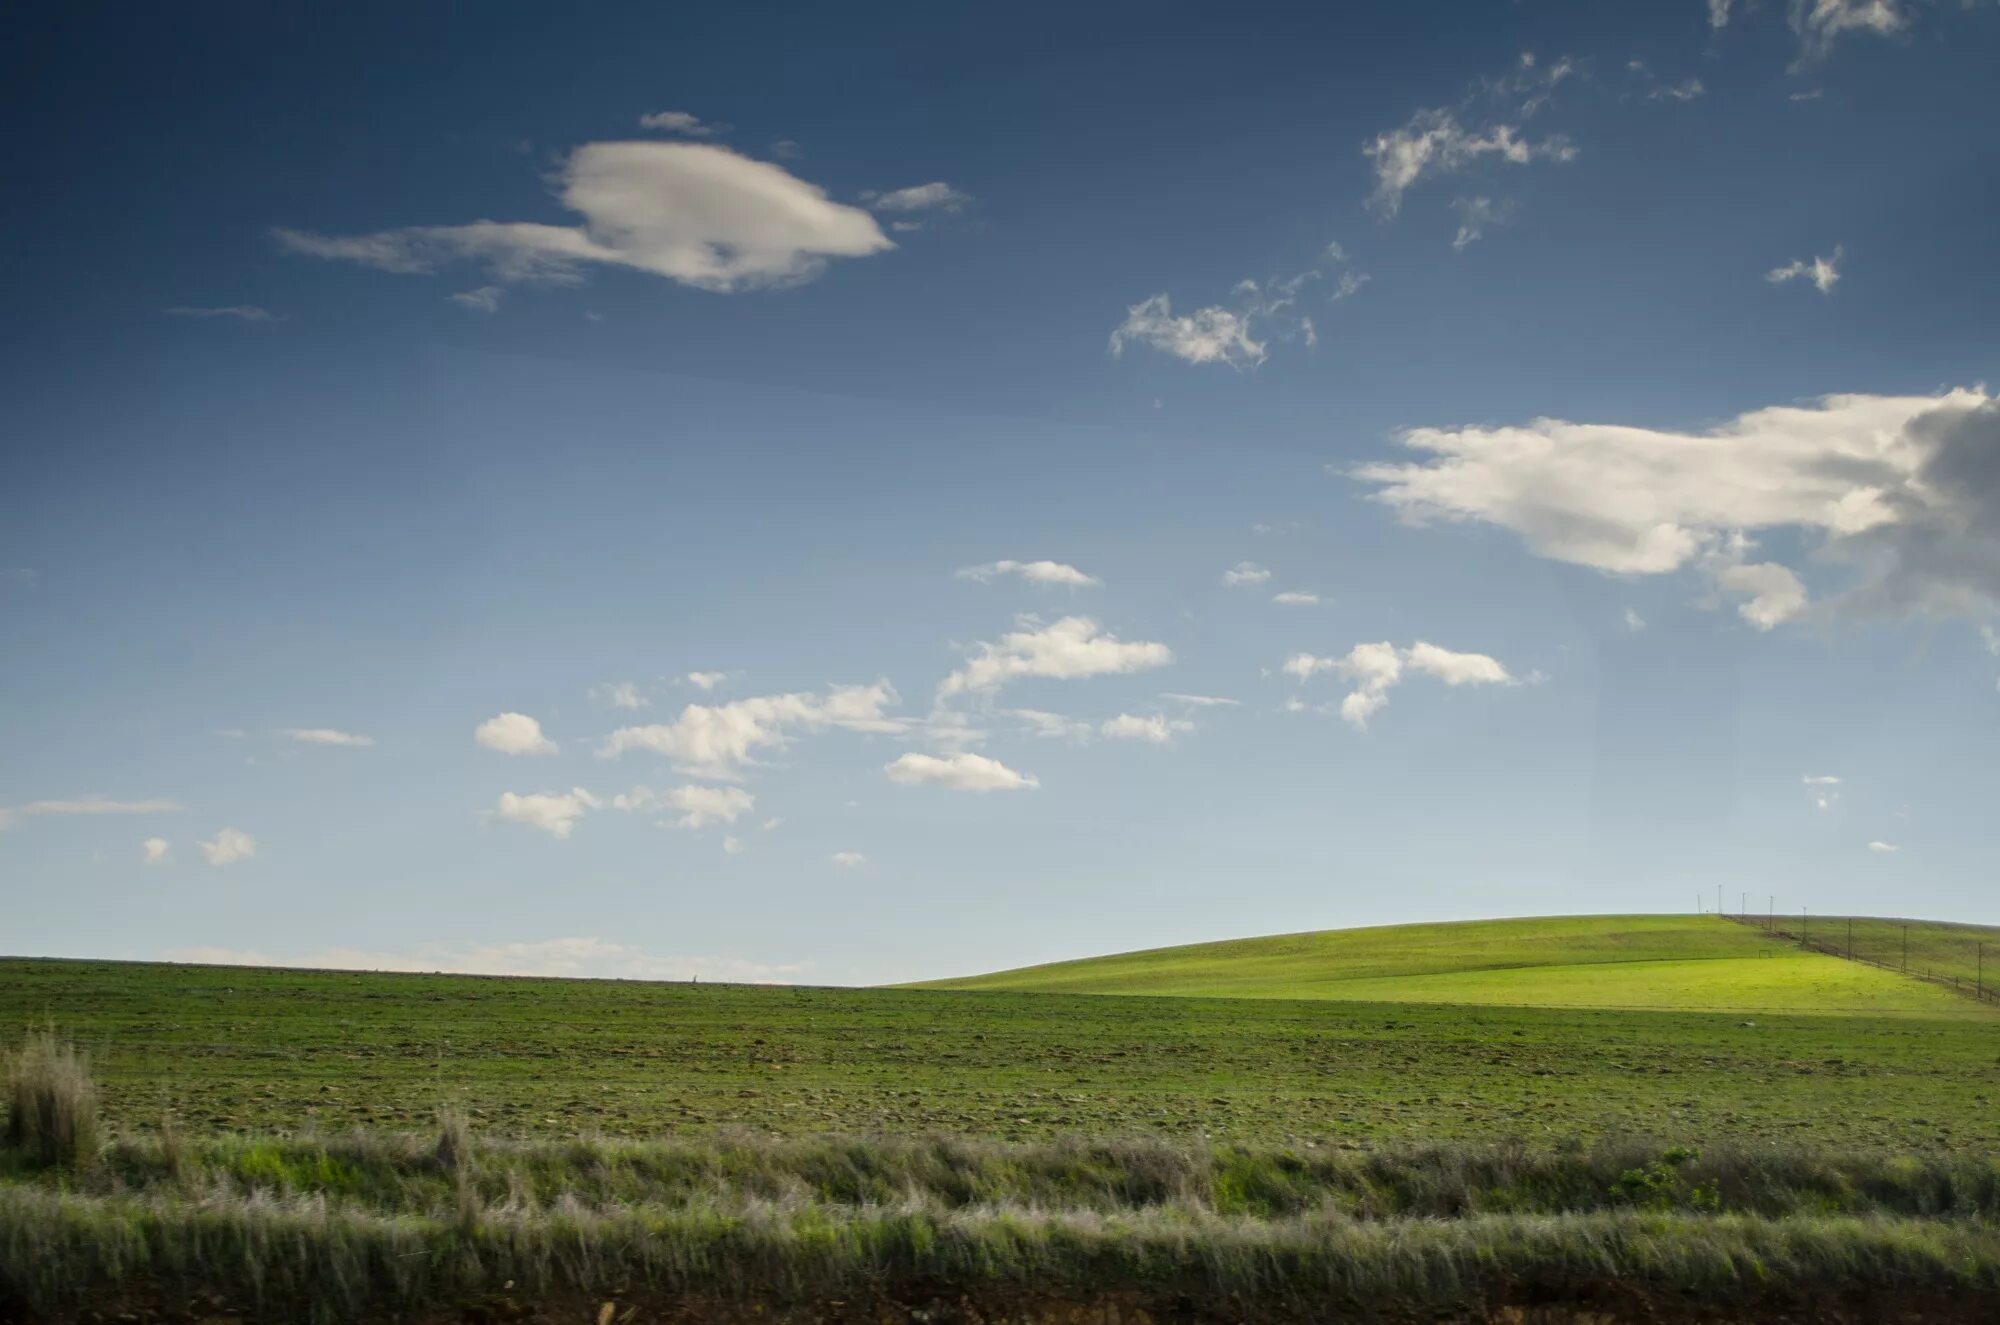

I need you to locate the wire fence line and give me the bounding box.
[1718,913,1997,1006]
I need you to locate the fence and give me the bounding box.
[1719,913,1997,1006]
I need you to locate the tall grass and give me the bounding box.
[3,1031,99,1170]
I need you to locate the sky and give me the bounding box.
[4,0,1999,986]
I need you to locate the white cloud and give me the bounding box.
[1007,708,1095,741]
[1710,0,1734,28]
[475,712,558,756]
[282,727,374,747]
[1867,839,1900,853]
[830,851,867,869]
[957,560,1101,588]
[1792,0,1909,62]
[162,937,803,983]
[1803,774,1843,784]
[592,681,649,710]
[722,835,744,855]
[599,683,902,778]
[199,826,256,866]
[1110,295,1265,368]
[165,305,275,323]
[1768,246,1842,294]
[1650,77,1706,102]
[863,182,972,213]
[1222,562,1272,586]
[1352,387,2000,623]
[1100,713,1194,744]
[1450,195,1512,250]
[611,783,756,829]
[885,751,1039,791]
[276,141,894,294]
[937,617,1172,699]
[1285,641,1515,728]
[1623,608,1647,632]
[1804,774,1842,811]
[1365,109,1574,217]
[1272,590,1321,605]
[142,838,170,864]
[685,671,729,691]
[0,795,184,829]
[1161,692,1241,707]
[448,286,503,313]
[492,789,600,839]
[638,109,723,137]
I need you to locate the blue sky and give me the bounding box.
[4,0,1998,985]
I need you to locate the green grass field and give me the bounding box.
[6,916,2000,1320]
[915,913,1989,1015]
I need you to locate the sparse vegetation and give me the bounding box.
[3,1031,99,1171]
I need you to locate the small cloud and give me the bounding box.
[760,816,783,831]
[282,727,374,747]
[956,559,1101,588]
[1450,195,1512,251]
[830,851,867,869]
[936,618,1172,700]
[0,795,184,829]
[638,109,724,137]
[200,827,256,866]
[685,671,730,691]
[1767,246,1842,295]
[861,182,972,213]
[1161,693,1240,708]
[164,305,277,323]
[1649,77,1705,103]
[448,286,503,313]
[722,834,744,855]
[885,751,1039,792]
[1272,590,1320,605]
[1866,840,1899,854]
[1285,641,1516,728]
[475,712,558,756]
[1789,89,1825,102]
[610,783,755,830]
[1222,562,1272,587]
[769,139,803,159]
[592,681,649,710]
[1623,608,1646,632]
[142,838,170,864]
[492,789,599,839]
[1099,713,1193,744]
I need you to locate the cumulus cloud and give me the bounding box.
[1222,562,1272,586]
[612,783,756,829]
[957,560,1101,588]
[638,109,723,136]
[142,837,170,864]
[830,851,867,869]
[1100,713,1194,744]
[885,751,1039,791]
[163,937,803,983]
[200,826,256,865]
[475,712,558,756]
[1110,295,1265,368]
[276,141,894,294]
[0,795,184,829]
[282,728,374,747]
[1272,590,1321,605]
[599,683,902,778]
[448,286,503,313]
[1284,641,1515,728]
[492,789,600,839]
[937,617,1172,700]
[1352,387,2000,625]
[592,681,649,710]
[165,305,276,322]
[1768,246,1842,294]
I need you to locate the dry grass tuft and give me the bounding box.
[4,1031,100,1170]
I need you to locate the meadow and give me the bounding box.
[4,915,1999,1320]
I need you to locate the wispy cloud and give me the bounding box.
[1767,246,1842,294]
[1284,641,1516,728]
[957,560,1101,588]
[164,305,277,323]
[282,727,374,747]
[937,618,1171,700]
[638,109,725,137]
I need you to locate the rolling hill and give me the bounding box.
[914,914,1993,1017]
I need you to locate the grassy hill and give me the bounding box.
[915,914,1991,1017]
